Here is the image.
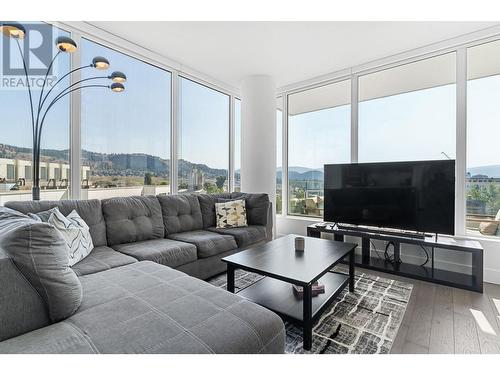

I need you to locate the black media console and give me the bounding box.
[307,223,484,293]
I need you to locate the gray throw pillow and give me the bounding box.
[0,207,83,322]
[28,207,58,222]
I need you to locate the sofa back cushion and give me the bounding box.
[102,195,164,246]
[157,194,203,235]
[196,193,232,228]
[5,199,107,247]
[230,193,270,226]
[0,207,83,324]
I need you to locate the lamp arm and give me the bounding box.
[15,39,39,186]
[35,50,61,127]
[49,76,108,106]
[14,39,35,140]
[39,65,92,112]
[37,84,110,148]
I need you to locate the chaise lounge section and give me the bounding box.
[0,192,284,354]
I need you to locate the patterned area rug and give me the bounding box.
[207,267,413,354]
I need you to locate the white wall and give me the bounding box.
[277,215,500,285]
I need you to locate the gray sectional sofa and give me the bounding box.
[0,192,285,354]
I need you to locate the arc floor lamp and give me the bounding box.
[0,22,127,200]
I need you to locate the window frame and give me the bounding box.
[38,22,238,201]
[279,35,500,240]
[177,75,231,193]
[15,22,500,240]
[286,79,352,218]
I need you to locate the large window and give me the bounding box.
[81,38,171,199]
[359,53,456,163]
[466,41,500,237]
[178,77,229,193]
[287,80,351,217]
[0,23,70,204]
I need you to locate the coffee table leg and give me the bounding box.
[303,284,313,350]
[227,265,235,293]
[349,249,355,292]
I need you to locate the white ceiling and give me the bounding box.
[91,21,499,89]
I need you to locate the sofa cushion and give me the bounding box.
[230,192,270,226]
[5,199,107,247]
[208,225,267,248]
[0,261,285,354]
[157,194,203,235]
[0,322,96,354]
[0,261,286,354]
[0,247,51,342]
[196,193,232,228]
[168,230,238,258]
[71,246,137,276]
[112,239,197,268]
[102,195,164,246]
[0,207,82,322]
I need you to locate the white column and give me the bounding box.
[240,75,276,220]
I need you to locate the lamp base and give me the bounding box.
[32,186,40,201]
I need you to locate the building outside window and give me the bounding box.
[466,40,500,237]
[287,80,351,217]
[178,77,230,193]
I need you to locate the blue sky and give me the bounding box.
[1,23,499,172]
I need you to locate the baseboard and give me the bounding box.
[485,267,500,285]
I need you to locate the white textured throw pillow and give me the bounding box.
[215,199,248,229]
[48,208,94,266]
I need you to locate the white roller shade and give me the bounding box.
[288,79,351,116]
[359,52,456,102]
[468,39,500,80]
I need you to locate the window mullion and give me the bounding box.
[229,95,235,192]
[69,31,82,199]
[350,74,359,164]
[171,71,179,195]
[456,48,467,236]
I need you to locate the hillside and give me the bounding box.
[1,144,227,179]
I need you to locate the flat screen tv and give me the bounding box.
[324,160,455,235]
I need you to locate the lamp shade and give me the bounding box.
[111,82,125,92]
[55,36,77,52]
[110,71,127,83]
[92,56,110,70]
[0,22,26,39]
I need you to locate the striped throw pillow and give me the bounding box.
[48,208,94,266]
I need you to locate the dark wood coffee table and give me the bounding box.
[221,234,357,350]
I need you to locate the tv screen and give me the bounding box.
[324,160,455,235]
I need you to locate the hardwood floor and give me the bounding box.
[363,269,500,354]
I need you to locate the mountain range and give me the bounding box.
[2,143,499,180]
[0,144,227,179]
